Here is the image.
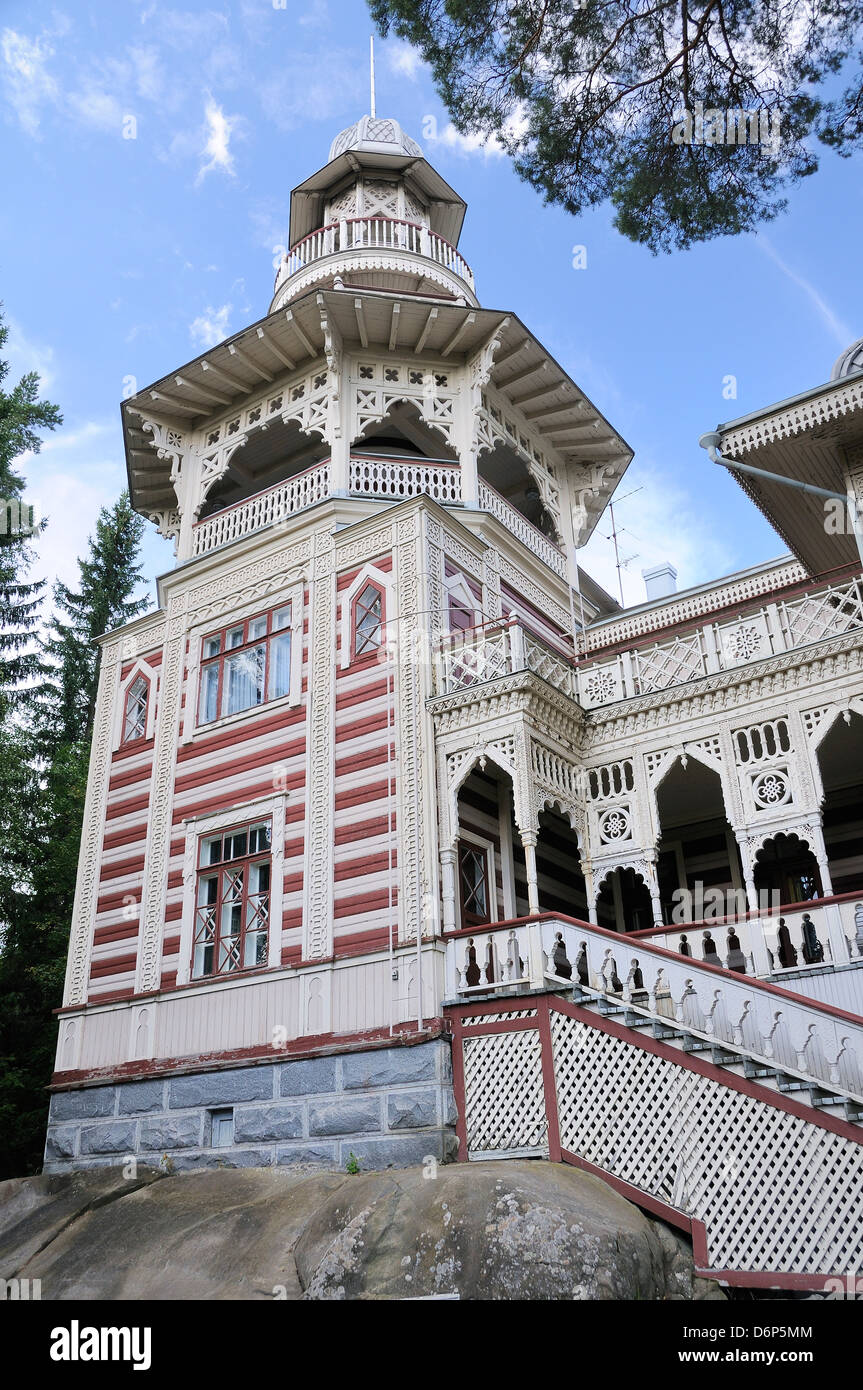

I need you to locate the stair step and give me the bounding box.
[682,1038,714,1054]
[597,999,626,1016]
[710,1047,738,1066]
[651,1021,683,1040]
[777,1073,810,1094]
[744,1059,776,1080]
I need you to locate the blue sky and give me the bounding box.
[2,0,862,609]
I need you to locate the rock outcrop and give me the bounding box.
[0,1161,725,1300]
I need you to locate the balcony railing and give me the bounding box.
[578,574,863,707]
[350,455,461,504]
[444,912,863,1097]
[434,617,576,697]
[274,216,475,294]
[477,480,566,578]
[192,461,331,557]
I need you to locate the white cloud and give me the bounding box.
[425,119,506,159]
[128,44,163,101]
[67,82,125,132]
[0,27,60,135]
[299,0,330,28]
[189,303,232,348]
[579,463,735,607]
[757,237,852,348]
[196,96,238,183]
[386,40,423,80]
[4,317,56,390]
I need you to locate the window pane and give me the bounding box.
[355,584,383,654]
[123,677,148,741]
[249,823,272,854]
[273,605,291,631]
[226,831,248,860]
[227,626,245,650]
[249,616,267,640]
[199,663,220,723]
[269,630,292,699]
[197,873,219,905]
[225,645,265,714]
[203,635,221,659]
[450,598,473,632]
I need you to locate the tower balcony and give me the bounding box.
[191,452,567,578]
[271,216,477,311]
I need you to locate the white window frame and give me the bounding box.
[113,658,159,750]
[176,793,287,987]
[181,582,304,744]
[338,562,393,669]
[456,830,498,930]
[445,572,480,631]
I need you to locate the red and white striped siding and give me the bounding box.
[332,554,398,957]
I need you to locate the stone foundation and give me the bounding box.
[43,1039,456,1174]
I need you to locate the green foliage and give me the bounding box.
[36,491,149,748]
[369,0,863,251]
[346,1151,361,1174]
[0,307,61,714]
[0,308,149,1176]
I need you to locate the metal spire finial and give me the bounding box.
[370,35,376,118]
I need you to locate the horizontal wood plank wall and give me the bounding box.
[88,644,162,1003]
[333,553,397,957]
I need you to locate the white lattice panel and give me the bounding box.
[463,1027,547,1155]
[462,1010,537,1027]
[551,1011,863,1274]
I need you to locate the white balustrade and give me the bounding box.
[193,463,331,556]
[275,216,475,293]
[476,480,566,577]
[579,575,863,707]
[444,914,863,1098]
[349,456,462,504]
[434,619,577,696]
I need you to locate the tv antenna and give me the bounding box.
[602,486,643,606]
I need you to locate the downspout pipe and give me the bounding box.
[698,431,863,570]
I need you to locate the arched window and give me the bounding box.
[123,675,149,743]
[352,582,384,659]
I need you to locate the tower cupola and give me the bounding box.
[271,114,476,312]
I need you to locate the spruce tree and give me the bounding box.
[0,307,61,715]
[0,492,149,1177]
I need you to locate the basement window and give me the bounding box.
[210,1108,234,1148]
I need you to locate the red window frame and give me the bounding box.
[192,819,272,979]
[350,581,385,662]
[458,841,493,927]
[448,593,475,633]
[122,673,150,743]
[198,603,292,725]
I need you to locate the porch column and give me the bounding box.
[808,820,834,897]
[735,831,759,911]
[522,831,540,915]
[440,847,457,933]
[644,857,663,927]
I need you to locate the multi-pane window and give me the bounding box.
[198,605,292,724]
[449,594,474,633]
[192,820,272,978]
[353,583,384,658]
[123,675,149,743]
[459,842,491,926]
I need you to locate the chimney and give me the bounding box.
[642,562,677,601]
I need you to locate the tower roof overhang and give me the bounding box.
[715,370,863,576]
[288,150,467,248]
[121,288,633,544]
